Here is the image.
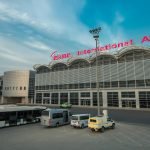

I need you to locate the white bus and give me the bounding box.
[0,105,46,128]
[41,108,71,127]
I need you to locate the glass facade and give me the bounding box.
[107,92,119,107]
[139,92,150,108]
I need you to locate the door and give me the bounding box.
[81,99,90,106]
[122,99,136,108]
[63,111,69,123]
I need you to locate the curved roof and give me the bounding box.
[117,46,150,58]
[90,53,117,62]
[68,57,90,66]
[51,62,68,69]
[33,46,150,71]
[34,64,50,71]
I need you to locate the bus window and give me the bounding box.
[26,111,33,122]
[9,112,17,125]
[0,112,5,121]
[52,113,63,119]
[33,110,41,118]
[18,111,24,119]
[42,110,49,116]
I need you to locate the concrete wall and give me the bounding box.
[3,70,29,97]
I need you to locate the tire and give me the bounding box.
[91,128,95,132]
[111,123,115,129]
[81,124,84,129]
[100,126,105,133]
[56,123,59,127]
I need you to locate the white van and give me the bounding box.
[71,114,90,128]
[41,108,71,127]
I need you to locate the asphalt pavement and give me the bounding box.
[0,122,150,150]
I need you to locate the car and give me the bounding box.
[60,102,72,108]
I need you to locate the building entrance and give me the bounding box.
[122,99,136,108]
[81,99,90,106]
[43,99,50,104]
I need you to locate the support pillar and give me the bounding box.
[118,91,122,108]
[135,90,140,109]
[103,91,107,108]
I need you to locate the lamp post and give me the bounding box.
[89,27,101,116]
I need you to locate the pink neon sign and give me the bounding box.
[50,35,150,61]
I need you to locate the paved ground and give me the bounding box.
[0,122,150,150]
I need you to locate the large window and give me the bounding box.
[127,80,135,87]
[51,93,59,104]
[79,83,90,89]
[36,93,42,104]
[122,99,136,108]
[80,92,90,97]
[107,92,119,107]
[43,93,50,97]
[70,93,78,105]
[139,92,150,108]
[93,92,103,106]
[136,80,145,87]
[60,93,68,104]
[121,92,135,98]
[111,81,118,87]
[119,81,127,87]
[91,83,96,88]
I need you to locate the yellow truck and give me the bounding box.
[88,110,115,132]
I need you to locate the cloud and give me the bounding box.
[24,39,51,51]
[0,1,92,47]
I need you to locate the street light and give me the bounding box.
[89,27,101,116]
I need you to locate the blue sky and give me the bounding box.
[0,0,149,74]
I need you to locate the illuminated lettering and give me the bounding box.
[142,36,150,43]
[50,36,136,60]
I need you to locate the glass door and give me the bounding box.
[81,99,91,106]
[122,99,136,108]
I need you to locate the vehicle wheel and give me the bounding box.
[91,128,95,132]
[111,123,115,129]
[81,124,84,129]
[100,126,105,133]
[56,123,59,127]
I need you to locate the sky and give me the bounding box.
[0,0,150,74]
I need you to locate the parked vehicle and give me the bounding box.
[60,102,72,108]
[88,110,115,132]
[0,105,46,128]
[71,114,90,128]
[41,108,71,127]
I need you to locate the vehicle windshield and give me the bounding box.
[90,119,96,123]
[71,116,78,120]
[42,111,49,116]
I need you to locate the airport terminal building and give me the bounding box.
[33,46,150,109]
